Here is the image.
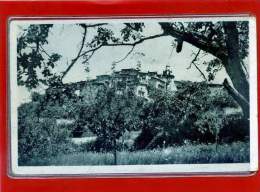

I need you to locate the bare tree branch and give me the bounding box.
[86,47,100,61]
[113,46,135,64]
[60,21,227,82]
[61,23,108,81]
[80,23,107,28]
[65,33,168,70]
[61,25,88,80]
[39,45,52,58]
[79,33,167,57]
[79,44,103,58]
[193,62,207,81]
[186,49,207,81]
[187,49,201,69]
[39,45,57,68]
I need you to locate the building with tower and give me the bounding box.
[62,66,177,101]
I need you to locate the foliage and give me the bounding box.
[219,115,249,143]
[18,105,74,165]
[186,21,248,59]
[173,82,241,141]
[16,20,251,165]
[28,86,83,120]
[22,79,247,155]
[18,78,249,166]
[17,21,249,90]
[17,24,61,89]
[17,21,250,129]
[204,58,223,81]
[135,91,183,149]
[120,23,145,42]
[135,82,243,149]
[75,87,145,152]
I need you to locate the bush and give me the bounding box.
[18,116,74,165]
[134,82,248,150]
[219,115,249,143]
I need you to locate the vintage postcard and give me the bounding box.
[9,16,258,176]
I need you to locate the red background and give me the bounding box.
[0,0,259,191]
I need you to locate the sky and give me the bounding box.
[16,21,233,105]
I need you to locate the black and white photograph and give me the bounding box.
[9,17,258,175]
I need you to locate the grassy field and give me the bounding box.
[29,142,249,166]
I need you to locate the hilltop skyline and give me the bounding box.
[15,22,239,105]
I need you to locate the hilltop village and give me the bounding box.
[24,66,246,149]
[44,67,242,117]
[59,67,179,101]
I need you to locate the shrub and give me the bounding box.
[219,115,249,143]
[134,82,248,149]
[18,116,74,165]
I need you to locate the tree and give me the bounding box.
[134,81,245,150]
[75,86,144,164]
[17,21,250,117]
[18,103,73,165]
[135,91,183,149]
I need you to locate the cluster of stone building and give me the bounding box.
[65,67,178,100]
[61,67,241,118]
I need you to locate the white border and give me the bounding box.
[249,17,258,171]
[9,16,258,176]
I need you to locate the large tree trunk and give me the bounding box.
[223,22,249,102]
[223,79,249,118]
[160,22,250,117]
[222,22,250,118]
[160,22,249,102]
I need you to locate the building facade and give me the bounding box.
[68,67,177,100]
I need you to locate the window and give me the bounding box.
[138,90,144,96]
[74,90,80,96]
[158,84,164,89]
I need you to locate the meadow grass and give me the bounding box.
[34,142,250,166]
